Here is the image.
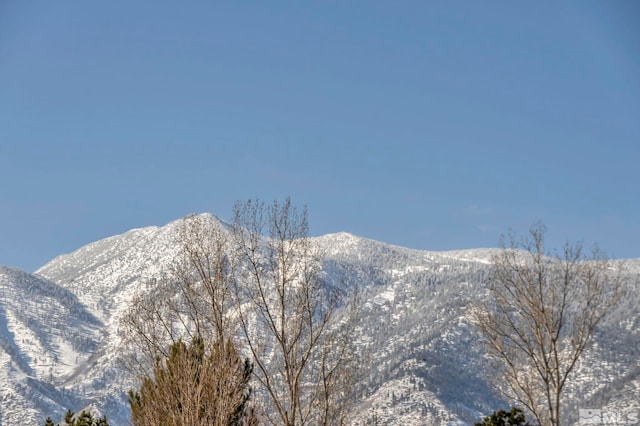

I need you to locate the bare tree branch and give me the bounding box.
[474,223,625,426]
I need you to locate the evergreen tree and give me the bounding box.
[475,407,530,426]
[44,410,109,426]
[64,410,74,425]
[129,337,256,425]
[95,417,109,426]
[75,410,94,426]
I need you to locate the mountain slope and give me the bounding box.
[0,266,103,425]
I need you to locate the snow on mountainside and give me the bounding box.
[0,266,102,425]
[36,219,187,324]
[0,214,636,425]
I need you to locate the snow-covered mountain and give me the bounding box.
[0,215,637,425]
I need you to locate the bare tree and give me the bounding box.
[474,223,625,426]
[123,213,238,363]
[122,214,255,424]
[232,198,358,426]
[122,203,359,425]
[173,213,237,343]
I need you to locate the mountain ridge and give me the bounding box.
[0,214,636,425]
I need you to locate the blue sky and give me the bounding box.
[1,1,639,271]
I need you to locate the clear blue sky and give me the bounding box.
[1,1,639,271]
